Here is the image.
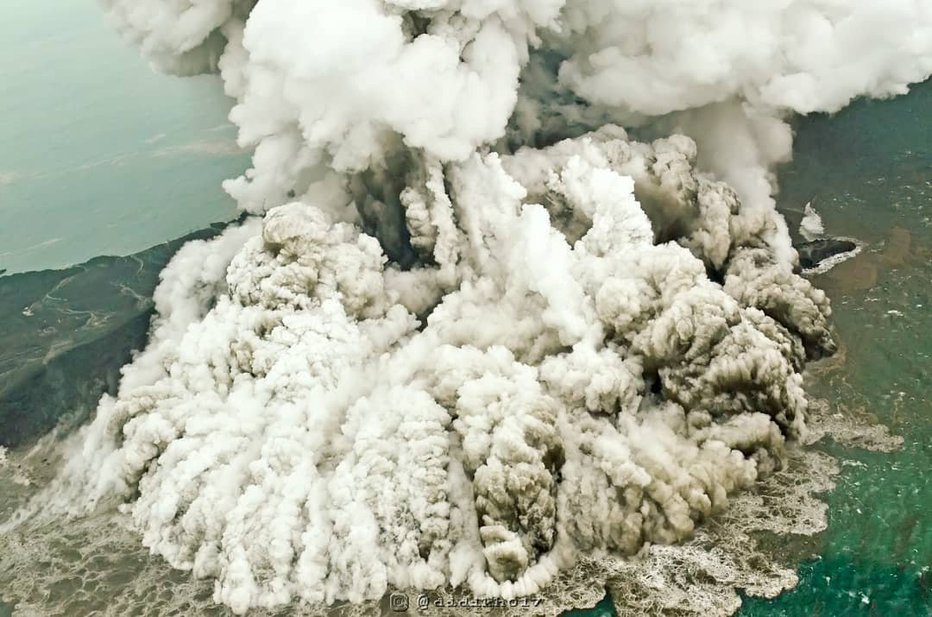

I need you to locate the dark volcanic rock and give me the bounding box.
[0,223,230,447]
[796,237,859,271]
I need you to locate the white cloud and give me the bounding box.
[21,0,931,614]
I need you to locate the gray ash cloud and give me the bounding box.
[12,1,931,614]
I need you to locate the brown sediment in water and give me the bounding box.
[814,226,921,294]
[880,226,912,266]
[805,338,848,380]
[816,256,878,292]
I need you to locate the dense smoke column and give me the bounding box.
[36,0,932,614]
[50,131,835,613]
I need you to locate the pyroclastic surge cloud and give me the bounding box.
[45,0,932,613]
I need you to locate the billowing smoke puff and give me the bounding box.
[46,0,931,614]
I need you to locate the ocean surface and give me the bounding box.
[737,78,931,617]
[0,0,249,275]
[0,1,929,615]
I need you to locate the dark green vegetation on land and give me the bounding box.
[0,222,229,447]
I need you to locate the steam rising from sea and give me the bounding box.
[2,1,930,615]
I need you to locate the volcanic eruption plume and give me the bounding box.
[19,0,932,614]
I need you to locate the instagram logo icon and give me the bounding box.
[389,592,409,612]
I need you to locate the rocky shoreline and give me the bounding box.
[796,237,862,272]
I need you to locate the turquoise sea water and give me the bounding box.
[737,79,931,617]
[0,0,249,274]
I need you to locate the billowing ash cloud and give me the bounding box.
[36,0,931,614]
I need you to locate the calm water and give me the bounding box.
[0,1,928,615]
[0,0,249,274]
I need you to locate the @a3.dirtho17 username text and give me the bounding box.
[389,592,547,612]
